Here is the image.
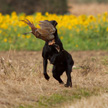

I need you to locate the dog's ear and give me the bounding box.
[49,20,58,27]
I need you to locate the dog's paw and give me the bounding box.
[64,82,72,87]
[59,81,64,84]
[44,73,50,80]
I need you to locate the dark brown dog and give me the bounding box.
[42,20,74,87]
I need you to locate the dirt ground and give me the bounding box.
[0,51,108,108]
[68,3,108,15]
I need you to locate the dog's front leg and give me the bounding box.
[65,65,72,87]
[43,58,50,80]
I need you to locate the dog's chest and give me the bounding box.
[46,46,58,59]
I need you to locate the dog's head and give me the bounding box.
[44,20,58,45]
[49,20,58,27]
[44,20,58,28]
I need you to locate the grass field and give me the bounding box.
[0,11,108,51]
[0,2,108,108]
[67,93,108,108]
[0,51,108,108]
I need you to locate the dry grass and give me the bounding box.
[68,2,108,15]
[0,51,108,108]
[66,93,108,108]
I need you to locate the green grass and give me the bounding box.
[18,87,107,108]
[0,20,108,51]
[60,24,108,51]
[101,57,108,66]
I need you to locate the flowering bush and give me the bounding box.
[0,12,108,51]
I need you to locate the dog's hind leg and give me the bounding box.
[53,73,64,84]
[65,65,72,87]
[52,66,64,84]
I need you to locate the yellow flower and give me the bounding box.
[68,25,72,30]
[11,11,17,16]
[60,36,63,40]
[1,23,8,29]
[18,34,20,37]
[106,27,108,32]
[4,38,7,42]
[76,44,78,47]
[104,12,107,16]
[26,35,31,39]
[97,14,101,18]
[45,12,49,16]
[0,30,2,33]
[90,25,93,29]
[103,16,106,22]
[76,28,80,33]
[88,15,94,20]
[22,35,25,38]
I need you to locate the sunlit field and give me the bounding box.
[0,51,108,108]
[0,11,108,108]
[0,11,108,51]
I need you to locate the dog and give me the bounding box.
[42,20,74,87]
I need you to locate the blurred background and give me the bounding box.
[0,0,68,14]
[0,0,108,15]
[0,0,108,51]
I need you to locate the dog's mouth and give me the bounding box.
[48,39,55,45]
[48,40,60,52]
